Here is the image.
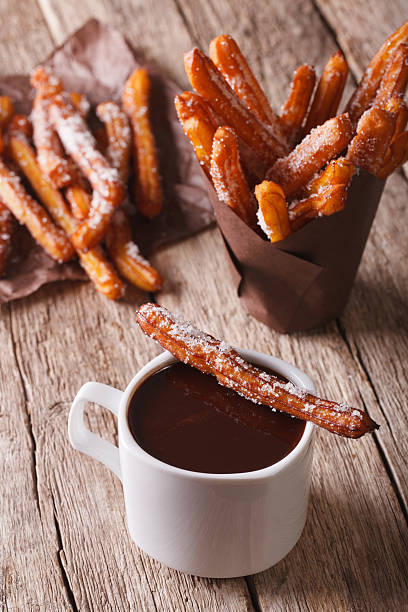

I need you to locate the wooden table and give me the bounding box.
[1,1,407,610]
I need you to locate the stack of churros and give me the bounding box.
[0,65,163,298]
[176,24,408,243]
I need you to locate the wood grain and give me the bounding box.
[8,281,255,611]
[0,3,72,610]
[1,0,407,610]
[313,0,408,81]
[313,0,408,514]
[0,0,53,74]
[4,1,254,610]
[155,172,408,612]
[152,1,408,609]
[37,0,193,86]
[314,0,408,178]
[0,303,72,610]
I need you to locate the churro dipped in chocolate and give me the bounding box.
[137,303,379,439]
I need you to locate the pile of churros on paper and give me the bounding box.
[0,65,163,298]
[176,23,408,243]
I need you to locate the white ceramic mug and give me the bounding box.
[69,348,315,578]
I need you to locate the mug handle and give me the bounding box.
[68,382,123,481]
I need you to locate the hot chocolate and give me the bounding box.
[128,361,305,474]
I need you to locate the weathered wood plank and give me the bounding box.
[339,173,408,510]
[306,0,408,514]
[313,0,408,81]
[11,1,255,609]
[5,1,408,611]
[10,280,254,611]
[0,0,53,74]
[7,285,163,612]
[1,302,72,610]
[154,0,408,609]
[37,0,193,86]
[0,3,74,610]
[171,0,408,512]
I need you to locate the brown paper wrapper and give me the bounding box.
[0,19,213,303]
[209,170,385,333]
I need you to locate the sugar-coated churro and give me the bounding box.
[302,51,348,136]
[184,48,288,167]
[209,34,287,145]
[280,64,316,146]
[123,68,163,219]
[50,93,124,206]
[255,181,291,242]
[347,106,396,174]
[0,158,73,263]
[136,303,379,438]
[175,91,219,178]
[268,114,352,197]
[211,126,258,228]
[345,21,408,124]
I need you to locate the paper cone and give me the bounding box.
[209,170,385,333]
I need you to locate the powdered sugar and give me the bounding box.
[256,206,272,238]
[268,115,351,194]
[141,304,309,403]
[96,102,131,170]
[73,94,90,118]
[138,304,373,435]
[123,240,150,266]
[50,96,120,197]
[86,192,114,229]
[192,50,286,158]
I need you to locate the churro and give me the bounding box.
[347,106,396,174]
[175,91,219,178]
[211,126,257,228]
[8,122,124,298]
[255,181,291,242]
[280,64,316,146]
[0,158,73,263]
[345,21,408,124]
[303,51,348,136]
[209,34,286,144]
[136,303,379,438]
[289,184,347,231]
[184,48,288,167]
[123,68,163,219]
[50,93,124,206]
[268,114,352,197]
